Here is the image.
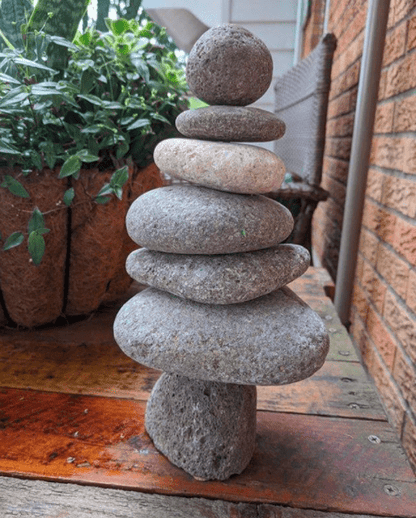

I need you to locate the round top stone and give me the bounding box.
[186,24,273,106]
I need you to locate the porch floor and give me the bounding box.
[0,267,415,517]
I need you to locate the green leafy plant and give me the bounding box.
[0,18,188,264]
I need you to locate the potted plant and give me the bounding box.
[0,2,188,327]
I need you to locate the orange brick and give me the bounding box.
[403,138,416,174]
[326,137,352,160]
[392,0,416,25]
[384,290,416,362]
[350,307,368,358]
[402,414,416,473]
[327,89,355,119]
[331,32,364,79]
[359,227,379,264]
[393,216,416,264]
[362,199,397,241]
[356,252,365,279]
[393,346,416,414]
[382,174,416,218]
[376,242,410,299]
[326,113,354,138]
[352,280,370,322]
[394,95,416,132]
[366,305,397,371]
[366,340,407,435]
[370,136,405,171]
[373,102,395,134]
[329,61,360,100]
[406,268,416,314]
[322,156,349,184]
[385,53,416,98]
[378,68,388,100]
[321,175,346,206]
[408,14,416,51]
[365,168,384,202]
[361,259,387,313]
[383,22,407,66]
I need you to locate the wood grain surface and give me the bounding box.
[0,267,414,517]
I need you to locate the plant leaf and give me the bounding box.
[58,155,81,178]
[28,207,45,234]
[110,165,129,188]
[95,195,111,204]
[96,183,112,197]
[3,231,24,250]
[28,230,45,265]
[1,175,30,198]
[76,149,99,163]
[63,187,75,206]
[126,118,149,131]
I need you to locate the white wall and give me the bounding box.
[142,0,223,28]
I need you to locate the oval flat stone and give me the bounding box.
[154,139,285,194]
[126,244,310,304]
[126,185,293,254]
[176,106,285,142]
[186,24,273,106]
[114,286,330,386]
[146,374,256,481]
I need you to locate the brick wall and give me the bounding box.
[307,0,416,472]
[302,0,326,58]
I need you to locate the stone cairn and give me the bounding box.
[114,25,330,481]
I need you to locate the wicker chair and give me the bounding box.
[268,33,337,251]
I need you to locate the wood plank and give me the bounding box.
[0,476,391,518]
[257,361,386,420]
[0,388,415,517]
[0,323,379,419]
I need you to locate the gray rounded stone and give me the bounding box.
[154,138,285,194]
[176,106,286,142]
[113,286,330,386]
[146,373,256,481]
[126,244,310,304]
[126,185,294,254]
[186,24,273,106]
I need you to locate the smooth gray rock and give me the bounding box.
[186,24,273,106]
[114,286,330,386]
[126,185,294,254]
[146,373,256,481]
[126,244,310,304]
[153,138,285,194]
[176,106,286,142]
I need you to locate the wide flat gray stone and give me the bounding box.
[176,106,286,142]
[146,373,256,481]
[153,138,285,194]
[126,244,310,304]
[186,24,273,106]
[126,185,293,254]
[114,286,330,385]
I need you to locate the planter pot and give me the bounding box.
[0,162,164,327]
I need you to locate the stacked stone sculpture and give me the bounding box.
[114,24,330,481]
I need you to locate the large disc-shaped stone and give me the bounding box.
[126,244,310,304]
[146,373,257,481]
[186,24,273,106]
[114,286,330,385]
[154,138,285,194]
[126,185,293,254]
[176,106,285,142]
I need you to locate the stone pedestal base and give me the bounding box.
[145,373,257,480]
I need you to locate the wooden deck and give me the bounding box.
[0,267,415,517]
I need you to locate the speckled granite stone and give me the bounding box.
[113,286,330,385]
[153,138,285,194]
[176,106,285,142]
[126,185,294,254]
[126,244,310,304]
[186,24,273,106]
[146,373,256,480]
